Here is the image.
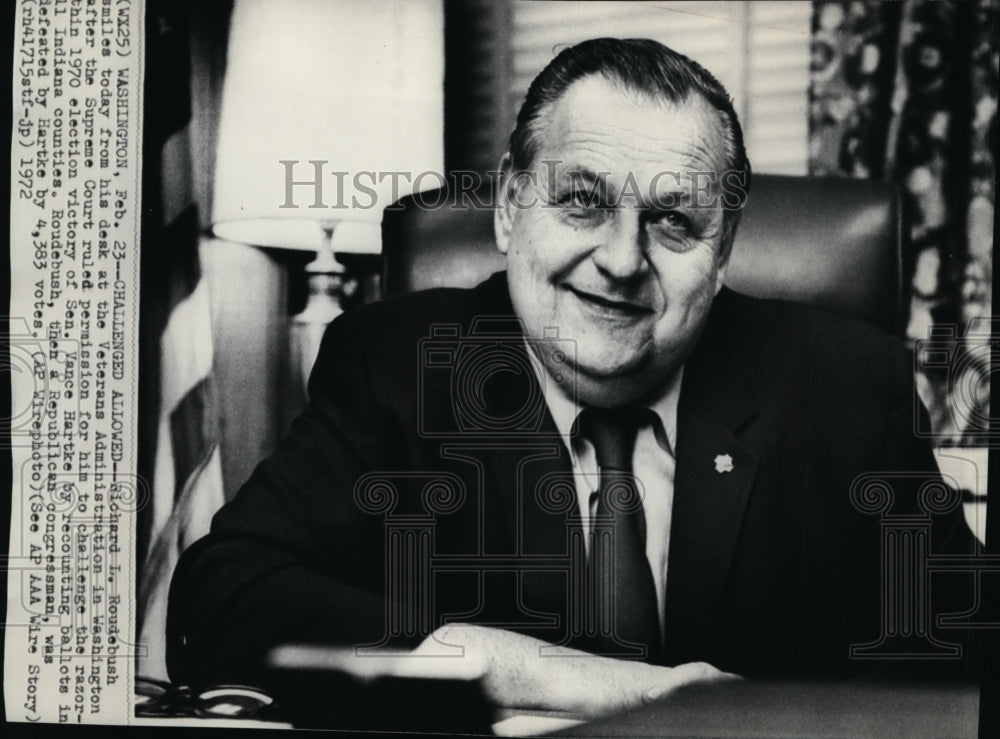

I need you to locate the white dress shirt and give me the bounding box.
[525,343,683,631]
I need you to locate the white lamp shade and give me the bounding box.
[212,0,444,251]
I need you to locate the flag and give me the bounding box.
[136,0,230,681]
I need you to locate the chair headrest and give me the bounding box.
[382,174,902,334]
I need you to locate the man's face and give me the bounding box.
[496,75,733,407]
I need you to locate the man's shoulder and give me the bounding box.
[312,271,514,389]
[705,288,910,388]
[347,270,512,336]
[713,287,905,353]
[319,271,511,353]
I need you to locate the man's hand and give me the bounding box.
[410,624,738,719]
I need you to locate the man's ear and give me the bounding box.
[494,152,516,256]
[714,256,730,295]
[714,212,740,294]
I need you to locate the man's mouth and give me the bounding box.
[563,285,654,317]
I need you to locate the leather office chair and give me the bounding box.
[382,175,904,335]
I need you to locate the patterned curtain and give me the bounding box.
[809,0,996,445]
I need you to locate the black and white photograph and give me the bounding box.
[6,0,997,735]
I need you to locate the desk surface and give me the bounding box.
[134,678,981,736]
[560,680,980,738]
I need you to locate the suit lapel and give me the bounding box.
[448,284,579,626]
[476,342,578,630]
[664,290,760,664]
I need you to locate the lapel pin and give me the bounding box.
[714,454,734,474]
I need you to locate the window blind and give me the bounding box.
[507,0,812,174]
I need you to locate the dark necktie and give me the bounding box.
[580,406,662,662]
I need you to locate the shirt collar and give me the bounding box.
[524,339,683,456]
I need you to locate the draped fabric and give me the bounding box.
[137,0,233,680]
[809,0,996,444]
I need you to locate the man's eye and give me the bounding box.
[647,211,699,252]
[651,211,691,231]
[559,190,603,209]
[555,189,610,224]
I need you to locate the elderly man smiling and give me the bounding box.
[168,38,974,718]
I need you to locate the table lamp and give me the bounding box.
[211,0,444,386]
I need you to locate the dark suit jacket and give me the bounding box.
[167,272,976,688]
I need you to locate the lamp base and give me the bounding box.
[291,269,344,392]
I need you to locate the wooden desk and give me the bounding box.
[135,676,980,735]
[559,680,979,738]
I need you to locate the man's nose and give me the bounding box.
[590,213,647,281]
